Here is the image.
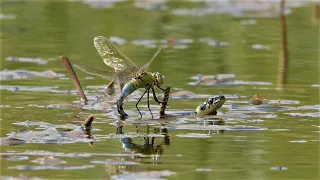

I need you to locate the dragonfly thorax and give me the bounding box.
[152,72,164,88]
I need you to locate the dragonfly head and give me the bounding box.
[153,72,164,88]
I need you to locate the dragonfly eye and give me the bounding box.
[153,72,164,87]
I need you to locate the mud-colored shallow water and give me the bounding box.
[1,1,319,179]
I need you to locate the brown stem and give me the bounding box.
[278,0,289,88]
[81,114,94,127]
[60,56,88,105]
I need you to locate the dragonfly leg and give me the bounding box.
[147,88,154,119]
[151,137,155,146]
[136,89,148,119]
[151,87,162,104]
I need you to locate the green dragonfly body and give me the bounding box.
[117,71,163,118]
[74,36,164,119]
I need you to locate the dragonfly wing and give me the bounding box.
[136,47,162,76]
[73,64,114,81]
[94,36,139,71]
[114,67,137,83]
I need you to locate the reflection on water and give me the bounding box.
[117,125,170,163]
[1,0,319,179]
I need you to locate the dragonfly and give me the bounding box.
[74,36,165,119]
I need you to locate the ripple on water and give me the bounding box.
[99,133,165,139]
[172,1,306,17]
[270,129,290,132]
[0,85,69,94]
[247,119,265,123]
[5,56,56,65]
[1,174,44,180]
[90,160,138,165]
[12,121,52,127]
[4,156,29,161]
[0,69,64,81]
[0,13,16,20]
[176,133,211,138]
[290,140,307,143]
[310,140,320,142]
[226,126,268,131]
[230,105,293,112]
[80,0,125,9]
[189,79,272,86]
[1,151,136,158]
[268,99,300,105]
[297,104,320,110]
[173,124,226,131]
[110,170,176,180]
[196,168,212,172]
[284,112,320,118]
[8,165,94,170]
[31,156,68,166]
[270,166,288,171]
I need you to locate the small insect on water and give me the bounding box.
[74,36,165,119]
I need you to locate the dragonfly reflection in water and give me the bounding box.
[117,124,170,163]
[74,36,165,119]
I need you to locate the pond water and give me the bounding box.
[1,0,319,180]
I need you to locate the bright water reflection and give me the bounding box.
[1,0,319,180]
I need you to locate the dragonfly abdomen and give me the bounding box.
[117,84,136,107]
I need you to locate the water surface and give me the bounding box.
[1,1,319,179]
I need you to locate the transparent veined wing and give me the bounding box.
[74,64,136,84]
[135,47,162,76]
[94,36,139,71]
[75,36,162,84]
[73,64,114,81]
